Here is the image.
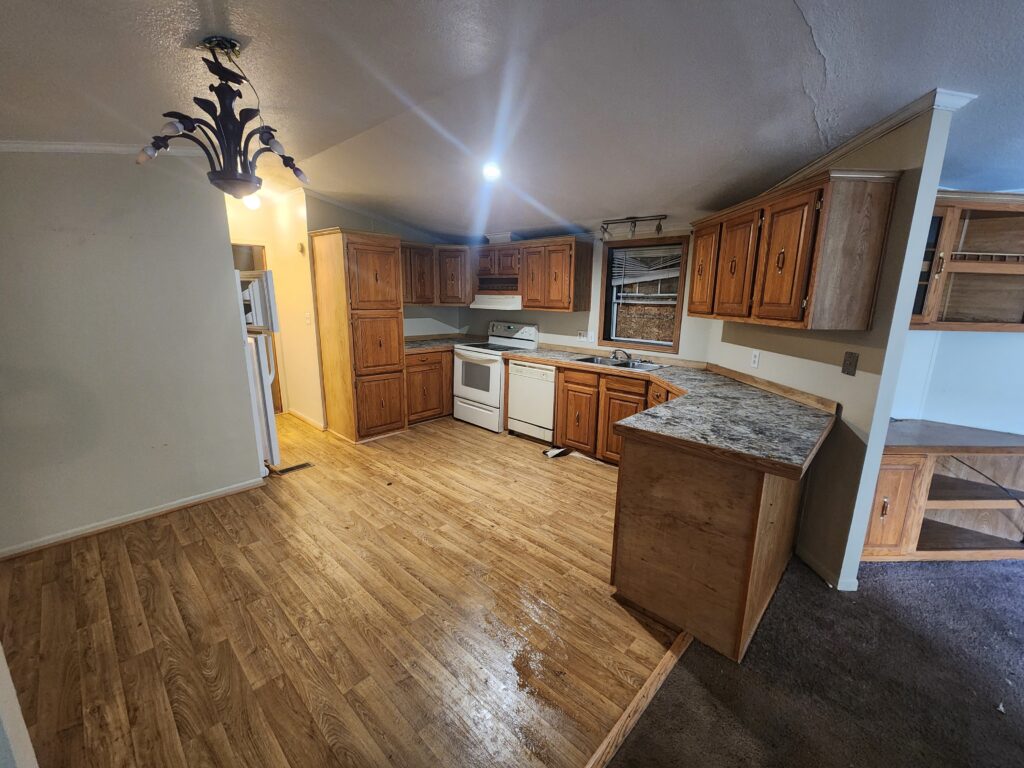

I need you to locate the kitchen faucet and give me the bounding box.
[610,349,632,361]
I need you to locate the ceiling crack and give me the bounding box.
[792,0,832,150]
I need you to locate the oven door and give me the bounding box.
[453,349,503,409]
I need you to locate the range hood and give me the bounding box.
[469,294,523,310]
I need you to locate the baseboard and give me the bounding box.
[0,477,264,560]
[584,632,692,768]
[287,408,325,430]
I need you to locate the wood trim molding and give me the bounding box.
[706,364,840,414]
[584,632,693,768]
[597,236,690,355]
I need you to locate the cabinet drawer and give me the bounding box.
[355,372,405,438]
[562,369,599,387]
[602,374,647,395]
[863,456,928,555]
[405,350,445,366]
[352,313,404,375]
[647,384,668,408]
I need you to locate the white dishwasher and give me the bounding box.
[507,361,556,442]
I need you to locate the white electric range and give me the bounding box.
[453,321,539,432]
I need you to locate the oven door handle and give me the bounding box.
[455,350,502,365]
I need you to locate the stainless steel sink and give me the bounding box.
[613,360,664,371]
[573,356,623,366]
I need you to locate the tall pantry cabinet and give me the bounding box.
[310,229,407,441]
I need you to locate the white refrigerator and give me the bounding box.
[237,270,281,475]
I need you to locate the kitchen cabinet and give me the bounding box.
[351,313,404,375]
[310,229,407,442]
[476,246,496,276]
[911,192,1024,331]
[712,210,761,317]
[688,170,897,330]
[863,456,926,556]
[474,245,521,296]
[355,372,406,437]
[687,225,719,315]
[521,237,593,311]
[496,246,521,276]
[555,370,599,454]
[437,246,471,305]
[597,376,648,464]
[347,235,403,310]
[405,350,452,423]
[402,244,436,305]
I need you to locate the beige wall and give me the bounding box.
[0,152,262,556]
[224,187,326,428]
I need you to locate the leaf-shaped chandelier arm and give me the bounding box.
[241,125,275,168]
[193,123,223,169]
[161,132,219,172]
[249,146,272,171]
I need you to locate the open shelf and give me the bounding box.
[916,518,1024,557]
[927,473,1024,509]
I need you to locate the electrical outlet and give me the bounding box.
[577,330,587,340]
[750,350,760,368]
[842,351,859,376]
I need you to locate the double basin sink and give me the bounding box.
[574,356,664,372]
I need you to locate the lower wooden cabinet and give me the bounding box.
[405,350,453,424]
[863,455,929,556]
[597,376,648,464]
[555,370,599,454]
[355,372,406,438]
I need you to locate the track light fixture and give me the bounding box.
[600,215,667,240]
[136,36,309,198]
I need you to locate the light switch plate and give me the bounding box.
[842,351,859,376]
[750,350,760,368]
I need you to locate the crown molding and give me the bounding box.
[768,88,978,191]
[0,140,202,156]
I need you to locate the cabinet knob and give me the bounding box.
[374,271,380,283]
[776,248,786,273]
[880,496,890,519]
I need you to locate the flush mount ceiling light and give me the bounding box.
[137,35,309,198]
[482,161,502,182]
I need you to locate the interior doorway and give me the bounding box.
[232,243,284,414]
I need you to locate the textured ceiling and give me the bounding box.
[3,0,1022,235]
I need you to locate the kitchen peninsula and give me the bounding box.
[503,348,837,660]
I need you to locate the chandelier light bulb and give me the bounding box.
[161,120,184,136]
[136,145,158,165]
[269,138,285,155]
[482,161,502,182]
[293,167,310,184]
[242,194,261,210]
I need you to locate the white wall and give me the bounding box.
[0,152,262,556]
[224,188,326,428]
[893,331,1024,434]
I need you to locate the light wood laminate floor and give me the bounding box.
[0,415,678,767]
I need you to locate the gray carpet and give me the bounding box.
[610,559,1024,768]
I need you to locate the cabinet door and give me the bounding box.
[497,246,521,276]
[545,243,573,309]
[476,247,495,277]
[406,246,435,304]
[688,225,719,315]
[597,377,647,464]
[355,373,405,438]
[915,206,959,324]
[752,190,820,321]
[437,247,468,304]
[714,210,760,317]
[562,385,597,453]
[864,456,927,555]
[351,313,403,375]
[347,238,402,310]
[401,247,413,304]
[522,246,547,307]
[406,362,444,423]
[441,350,454,415]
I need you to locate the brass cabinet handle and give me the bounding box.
[374,271,380,282]
[380,398,385,409]
[729,258,736,276]
[575,411,580,426]
[378,338,383,348]
[776,248,786,273]
[880,496,890,519]
[553,272,558,282]
[422,386,427,396]
[935,254,945,277]
[696,261,703,278]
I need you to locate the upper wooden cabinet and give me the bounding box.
[401,244,436,305]
[437,246,471,305]
[347,235,402,310]
[496,246,520,276]
[310,229,406,443]
[687,226,719,315]
[521,237,593,311]
[688,170,897,330]
[911,191,1024,332]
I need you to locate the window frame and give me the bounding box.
[597,235,689,354]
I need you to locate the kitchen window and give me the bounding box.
[599,237,688,353]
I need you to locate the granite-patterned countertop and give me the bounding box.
[504,348,834,478]
[404,335,482,352]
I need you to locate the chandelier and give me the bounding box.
[137,36,308,198]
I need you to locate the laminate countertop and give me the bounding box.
[504,348,835,479]
[404,336,483,353]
